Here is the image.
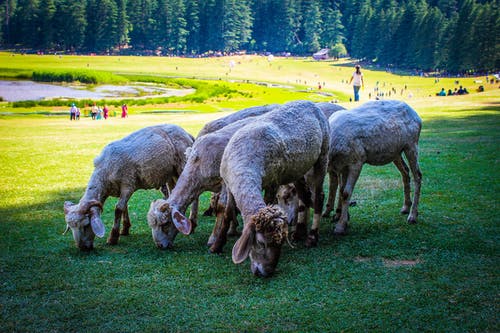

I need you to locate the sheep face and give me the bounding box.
[147,199,192,249]
[232,206,287,277]
[63,201,105,251]
[276,184,299,226]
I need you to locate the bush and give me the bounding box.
[32,69,127,84]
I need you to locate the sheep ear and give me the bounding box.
[171,207,192,235]
[90,211,105,238]
[232,224,255,264]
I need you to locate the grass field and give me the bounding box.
[0,53,499,332]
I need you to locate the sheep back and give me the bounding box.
[328,100,422,167]
[93,124,194,195]
[196,104,279,138]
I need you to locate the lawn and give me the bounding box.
[0,54,499,332]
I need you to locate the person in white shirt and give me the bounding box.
[349,64,364,101]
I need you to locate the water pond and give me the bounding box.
[0,80,194,102]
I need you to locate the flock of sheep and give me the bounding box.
[64,99,422,278]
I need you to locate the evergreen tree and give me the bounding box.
[302,0,323,52]
[320,7,344,48]
[447,0,478,72]
[37,0,56,49]
[53,0,87,50]
[11,0,39,47]
[185,0,200,54]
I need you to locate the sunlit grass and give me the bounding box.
[0,53,498,332]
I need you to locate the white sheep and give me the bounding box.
[64,124,196,250]
[326,100,422,235]
[219,100,330,277]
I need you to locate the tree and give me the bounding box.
[302,0,323,53]
[37,0,56,49]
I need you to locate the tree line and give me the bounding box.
[1,0,498,72]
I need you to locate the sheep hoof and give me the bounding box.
[120,230,130,236]
[333,223,348,236]
[305,229,319,248]
[349,200,357,207]
[107,238,119,245]
[407,216,418,224]
[209,245,223,254]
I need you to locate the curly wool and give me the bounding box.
[251,206,288,245]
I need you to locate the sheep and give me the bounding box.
[147,112,279,251]
[326,100,422,235]
[63,124,196,250]
[217,100,330,277]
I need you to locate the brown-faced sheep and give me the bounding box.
[218,100,330,277]
[64,124,196,250]
[326,100,422,235]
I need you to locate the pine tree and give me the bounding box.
[302,0,323,53]
[37,0,56,49]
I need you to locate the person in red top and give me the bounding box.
[103,105,109,119]
[121,104,128,118]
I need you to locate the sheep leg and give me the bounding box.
[121,205,131,235]
[404,146,422,224]
[323,171,338,217]
[334,165,362,235]
[108,191,132,244]
[207,192,223,247]
[209,190,235,254]
[188,196,199,228]
[306,165,326,247]
[393,155,412,215]
[333,170,347,223]
[227,206,240,237]
[292,179,311,242]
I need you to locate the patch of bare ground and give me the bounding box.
[383,258,421,267]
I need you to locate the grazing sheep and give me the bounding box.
[64,124,196,250]
[326,100,422,235]
[147,112,279,251]
[197,104,279,138]
[218,100,329,277]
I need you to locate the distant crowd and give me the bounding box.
[436,86,469,96]
[69,103,128,121]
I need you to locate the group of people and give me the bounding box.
[436,86,469,96]
[69,103,128,120]
[90,103,109,120]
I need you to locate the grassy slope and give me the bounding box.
[0,53,499,332]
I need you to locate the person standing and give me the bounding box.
[121,104,128,118]
[349,64,364,102]
[103,105,109,119]
[69,103,77,120]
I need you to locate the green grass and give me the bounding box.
[0,54,499,332]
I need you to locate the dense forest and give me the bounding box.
[0,0,498,72]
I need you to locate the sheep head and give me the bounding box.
[147,199,193,249]
[276,184,299,226]
[232,205,288,277]
[63,200,104,251]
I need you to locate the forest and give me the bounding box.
[0,0,498,73]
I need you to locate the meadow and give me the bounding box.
[0,53,499,332]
